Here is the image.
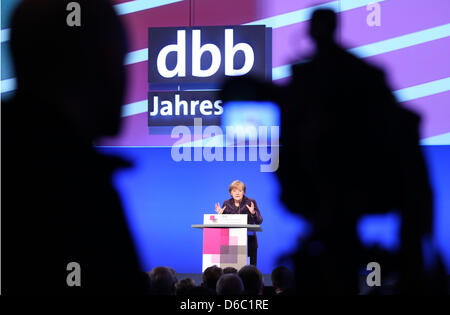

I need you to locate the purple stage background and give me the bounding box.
[3,0,447,145]
[91,0,450,147]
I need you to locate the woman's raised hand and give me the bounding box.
[246,202,256,215]
[215,202,226,214]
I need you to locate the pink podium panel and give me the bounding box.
[202,227,247,272]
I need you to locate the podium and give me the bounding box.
[192,214,262,272]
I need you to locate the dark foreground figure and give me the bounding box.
[3,0,149,294]
[221,9,447,295]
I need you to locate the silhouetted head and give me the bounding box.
[10,0,128,140]
[271,266,294,294]
[187,286,215,295]
[202,265,223,291]
[149,266,177,295]
[136,270,152,294]
[175,278,196,295]
[168,267,178,282]
[223,267,238,274]
[308,9,337,47]
[238,265,263,295]
[216,274,244,295]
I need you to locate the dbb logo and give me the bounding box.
[158,29,254,78]
[148,26,269,84]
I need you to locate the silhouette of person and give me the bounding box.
[277,8,441,295]
[3,0,148,294]
[148,267,177,295]
[221,8,445,295]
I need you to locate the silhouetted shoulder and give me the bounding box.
[93,150,133,173]
[291,60,314,77]
[342,48,385,76]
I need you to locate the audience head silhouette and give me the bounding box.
[202,265,223,292]
[308,9,337,47]
[271,266,295,294]
[149,267,177,295]
[238,265,264,295]
[216,274,245,295]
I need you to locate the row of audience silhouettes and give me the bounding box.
[146,265,295,296]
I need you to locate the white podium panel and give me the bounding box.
[203,214,247,225]
[200,214,248,272]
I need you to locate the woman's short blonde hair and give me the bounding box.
[229,180,246,194]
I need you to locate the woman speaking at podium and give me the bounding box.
[215,180,263,266]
